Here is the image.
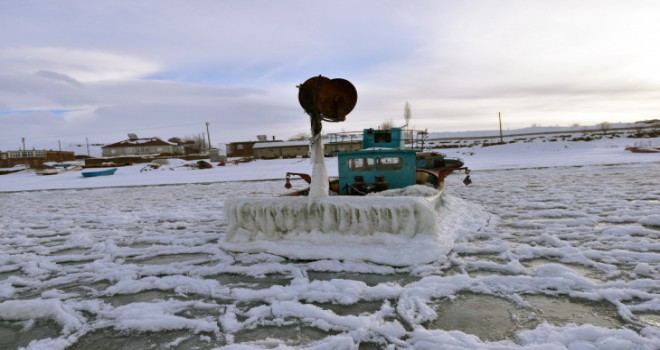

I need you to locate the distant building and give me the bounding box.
[253,137,362,159]
[252,139,362,159]
[0,150,75,168]
[101,135,184,157]
[226,135,282,158]
[229,133,363,159]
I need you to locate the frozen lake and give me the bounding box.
[1,162,659,349]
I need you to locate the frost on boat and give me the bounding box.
[225,191,440,240]
[223,76,470,264]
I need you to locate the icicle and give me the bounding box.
[224,195,440,240]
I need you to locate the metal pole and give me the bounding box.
[86,137,90,156]
[22,137,27,169]
[206,122,212,151]
[499,112,503,144]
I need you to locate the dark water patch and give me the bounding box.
[359,341,389,349]
[56,258,99,267]
[0,269,22,281]
[521,258,607,282]
[210,273,292,289]
[640,223,660,231]
[233,322,337,347]
[176,303,228,319]
[311,300,384,316]
[524,295,624,328]
[635,312,660,327]
[55,279,113,297]
[0,319,61,350]
[126,242,168,249]
[426,293,528,341]
[104,289,182,307]
[50,248,88,256]
[69,328,222,350]
[127,253,210,265]
[307,272,418,287]
[38,238,68,247]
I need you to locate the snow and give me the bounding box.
[0,135,658,349]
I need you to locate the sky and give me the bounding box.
[1,0,660,152]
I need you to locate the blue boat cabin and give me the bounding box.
[337,128,419,195]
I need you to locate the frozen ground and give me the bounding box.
[0,137,659,349]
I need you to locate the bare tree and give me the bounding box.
[403,101,412,127]
[379,120,395,130]
[288,132,311,141]
[599,121,611,135]
[177,134,207,154]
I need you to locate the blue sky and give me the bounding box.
[1,0,659,151]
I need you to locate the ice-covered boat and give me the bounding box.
[283,127,469,197]
[225,76,470,244]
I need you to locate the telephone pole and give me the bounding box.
[206,122,212,151]
[22,137,27,169]
[498,112,504,144]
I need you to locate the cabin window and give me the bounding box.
[348,158,375,170]
[374,131,392,144]
[376,157,403,170]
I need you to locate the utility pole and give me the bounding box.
[22,137,27,169]
[86,137,90,157]
[58,140,62,163]
[205,122,212,151]
[498,112,504,144]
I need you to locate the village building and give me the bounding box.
[252,137,363,159]
[0,150,75,168]
[226,135,282,158]
[228,132,364,159]
[101,134,184,157]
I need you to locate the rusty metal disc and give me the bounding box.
[298,75,357,122]
[298,75,330,116]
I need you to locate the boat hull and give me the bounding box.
[82,168,117,177]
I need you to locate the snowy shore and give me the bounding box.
[1,135,658,193]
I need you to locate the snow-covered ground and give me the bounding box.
[0,136,659,349]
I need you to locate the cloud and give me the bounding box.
[0,47,161,82]
[35,70,83,87]
[2,0,660,152]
